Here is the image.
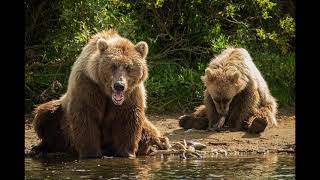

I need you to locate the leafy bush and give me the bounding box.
[25,0,295,113]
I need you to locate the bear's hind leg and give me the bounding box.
[247,106,276,133]
[178,105,209,130]
[246,116,268,134]
[32,100,68,156]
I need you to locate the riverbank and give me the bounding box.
[25,107,295,156]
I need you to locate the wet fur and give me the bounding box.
[32,100,169,157]
[32,30,169,158]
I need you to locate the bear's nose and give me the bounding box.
[114,82,125,91]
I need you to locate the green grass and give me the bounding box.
[25,61,71,113]
[251,51,295,107]
[146,61,205,113]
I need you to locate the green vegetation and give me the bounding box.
[25,0,295,113]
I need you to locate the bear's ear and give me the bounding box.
[229,72,240,83]
[201,69,215,82]
[135,41,149,59]
[97,38,108,51]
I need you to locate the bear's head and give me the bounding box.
[90,34,149,106]
[201,66,248,116]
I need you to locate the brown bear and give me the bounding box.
[179,47,278,133]
[32,99,169,157]
[31,30,169,159]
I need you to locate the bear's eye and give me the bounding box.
[111,63,117,71]
[126,65,133,72]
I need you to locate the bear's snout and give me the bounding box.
[114,81,125,91]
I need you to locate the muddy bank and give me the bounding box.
[25,107,295,156]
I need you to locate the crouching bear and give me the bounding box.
[31,30,170,159]
[179,48,278,133]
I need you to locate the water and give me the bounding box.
[25,154,295,179]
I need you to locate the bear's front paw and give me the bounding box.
[79,150,102,159]
[116,150,136,158]
[159,136,171,149]
[208,116,226,131]
[101,144,115,157]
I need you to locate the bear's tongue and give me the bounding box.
[112,90,124,105]
[114,91,124,101]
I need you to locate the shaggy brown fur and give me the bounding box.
[32,30,169,159]
[32,100,169,157]
[179,47,278,133]
[32,100,71,155]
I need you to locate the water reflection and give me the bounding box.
[25,154,295,179]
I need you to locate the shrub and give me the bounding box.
[25,0,295,113]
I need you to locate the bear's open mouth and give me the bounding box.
[112,90,125,105]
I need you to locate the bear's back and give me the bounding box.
[209,47,271,99]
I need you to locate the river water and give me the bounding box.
[25,153,295,179]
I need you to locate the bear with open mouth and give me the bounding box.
[31,30,170,159]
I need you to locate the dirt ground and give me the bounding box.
[25,107,295,156]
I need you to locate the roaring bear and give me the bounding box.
[31,30,169,159]
[179,47,278,133]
